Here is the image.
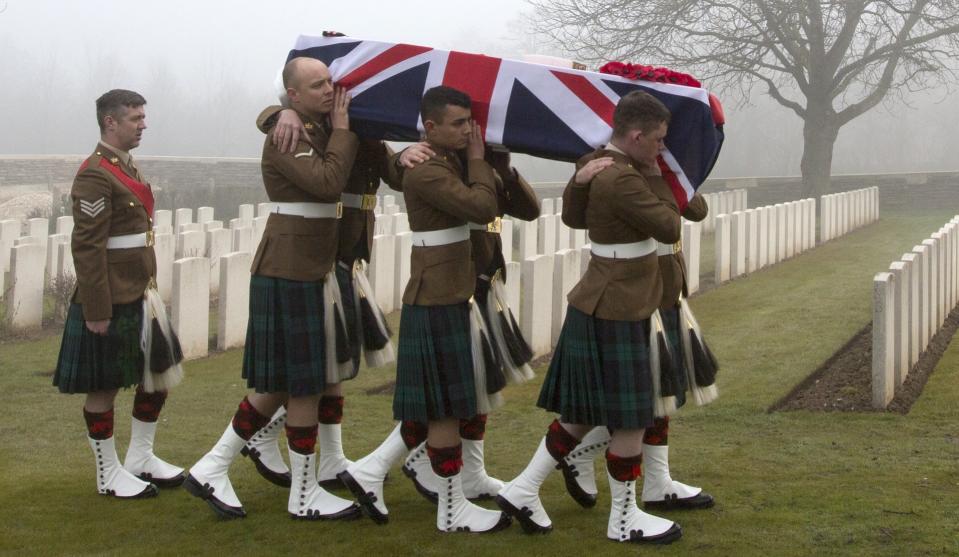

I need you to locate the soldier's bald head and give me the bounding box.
[282,57,330,90]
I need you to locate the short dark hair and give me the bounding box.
[612,91,670,138]
[96,89,146,132]
[420,86,471,124]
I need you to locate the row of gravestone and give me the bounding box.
[873,214,959,408]
[13,188,875,367]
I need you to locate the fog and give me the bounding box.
[1,0,956,181]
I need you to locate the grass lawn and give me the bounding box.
[1,207,957,556]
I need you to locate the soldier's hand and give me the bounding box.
[399,142,435,168]
[272,109,306,154]
[486,145,512,179]
[466,120,485,161]
[638,156,664,177]
[330,86,351,130]
[575,157,614,184]
[85,320,110,335]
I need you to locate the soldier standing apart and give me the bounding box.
[339,86,511,534]
[54,89,186,499]
[496,91,684,544]
[184,57,360,521]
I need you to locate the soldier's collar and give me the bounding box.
[600,143,635,167]
[97,140,131,167]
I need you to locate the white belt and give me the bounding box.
[411,225,470,247]
[106,231,154,249]
[590,239,656,259]
[341,193,377,211]
[468,217,502,233]
[656,240,682,256]
[273,201,342,219]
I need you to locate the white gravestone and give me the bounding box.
[551,249,581,346]
[520,254,554,357]
[217,252,251,350]
[172,257,211,359]
[871,272,895,409]
[154,232,174,303]
[714,214,731,284]
[5,244,45,330]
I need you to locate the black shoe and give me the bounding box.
[183,474,246,519]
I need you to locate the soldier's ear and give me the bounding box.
[423,119,436,134]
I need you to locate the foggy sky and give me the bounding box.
[1,0,956,181]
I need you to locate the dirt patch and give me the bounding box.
[772,305,959,413]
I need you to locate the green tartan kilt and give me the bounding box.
[393,303,477,422]
[53,301,144,393]
[242,274,331,397]
[537,306,655,430]
[335,262,362,376]
[660,305,688,409]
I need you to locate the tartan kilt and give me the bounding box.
[334,262,362,377]
[537,306,655,430]
[242,274,330,397]
[393,302,477,422]
[53,301,144,393]
[660,305,688,409]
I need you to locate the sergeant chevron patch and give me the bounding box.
[80,197,105,218]
[293,148,314,159]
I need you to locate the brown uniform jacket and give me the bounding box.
[562,149,681,321]
[647,179,709,308]
[402,147,498,306]
[256,106,403,264]
[71,144,157,321]
[252,108,358,281]
[471,166,540,279]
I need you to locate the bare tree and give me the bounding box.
[526,0,959,195]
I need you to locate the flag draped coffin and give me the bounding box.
[286,34,723,200]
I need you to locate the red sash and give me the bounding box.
[77,157,155,216]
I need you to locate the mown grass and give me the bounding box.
[1,208,957,556]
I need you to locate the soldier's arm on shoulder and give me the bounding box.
[683,192,709,222]
[270,129,359,200]
[561,162,590,229]
[408,159,497,224]
[612,170,681,244]
[71,168,114,321]
[501,169,540,221]
[256,105,286,133]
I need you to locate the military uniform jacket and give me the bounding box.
[561,149,681,321]
[252,108,358,281]
[71,143,157,322]
[647,179,708,308]
[471,167,540,280]
[256,106,402,264]
[402,147,498,306]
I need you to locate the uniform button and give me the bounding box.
[129,202,135,207]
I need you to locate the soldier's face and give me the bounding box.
[630,121,667,166]
[289,62,335,115]
[424,105,472,150]
[108,105,146,151]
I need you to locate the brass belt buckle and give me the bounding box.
[673,239,682,254]
[336,202,344,219]
[145,229,155,247]
[361,194,377,211]
[486,217,502,233]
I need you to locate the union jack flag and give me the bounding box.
[285,34,723,206]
